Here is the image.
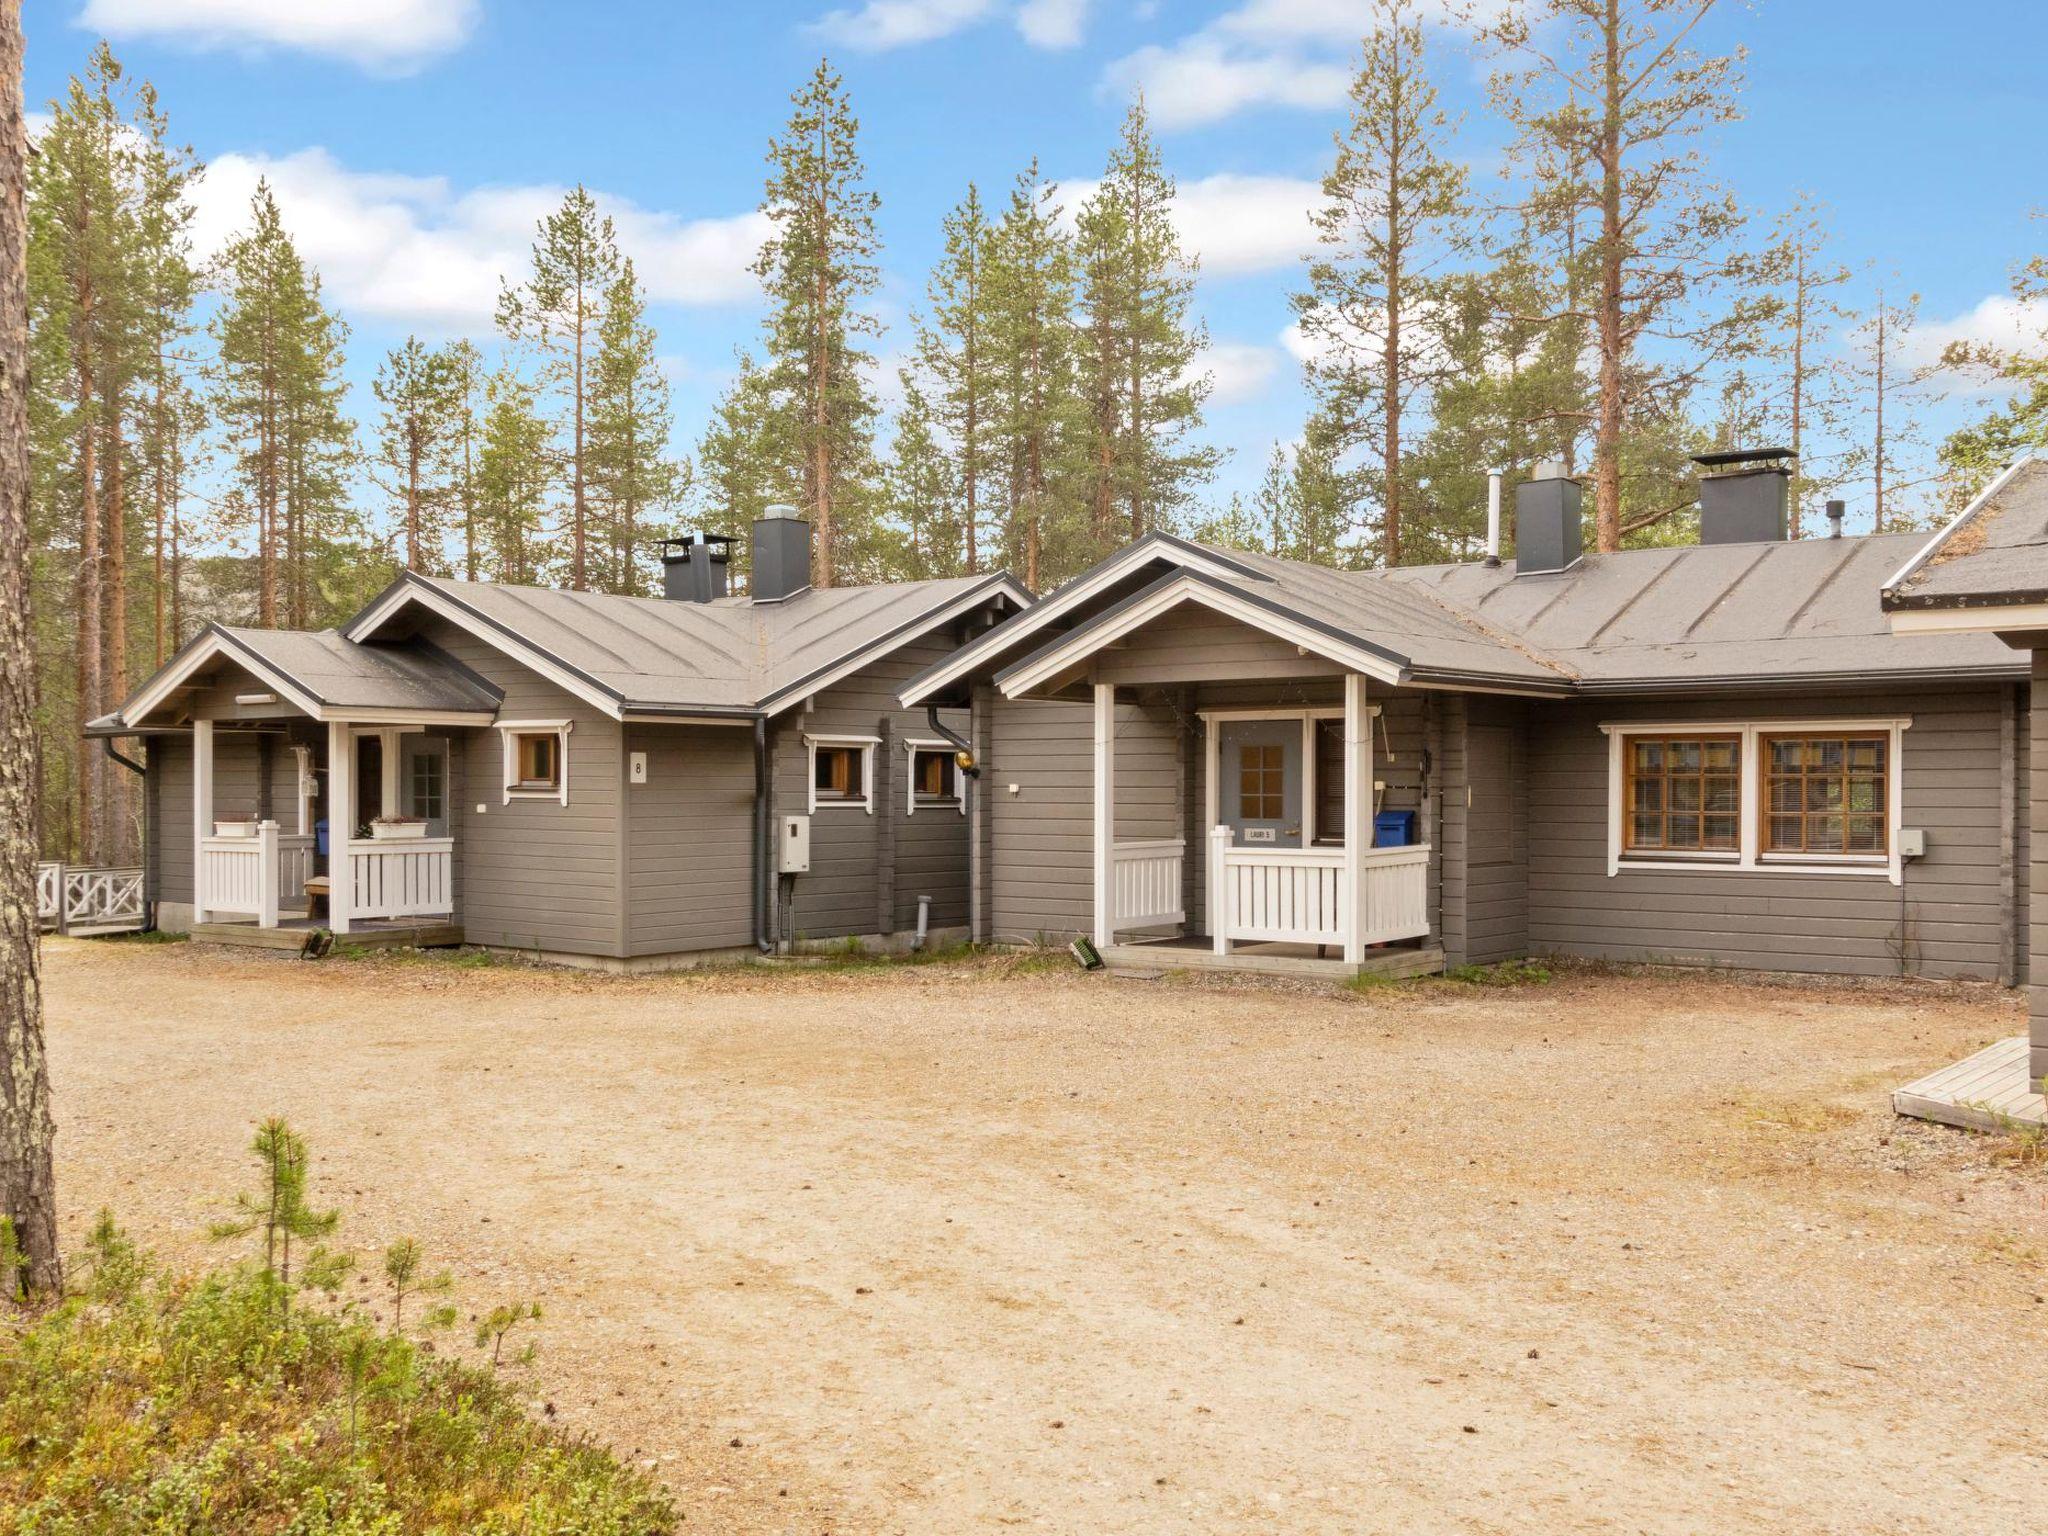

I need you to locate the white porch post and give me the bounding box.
[1342,673,1371,965]
[1209,823,1233,955]
[191,718,213,923]
[256,819,279,929]
[1092,682,1115,950]
[328,720,352,935]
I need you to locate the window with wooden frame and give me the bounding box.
[906,743,963,814]
[496,720,572,805]
[807,735,875,812]
[1622,734,1741,854]
[1239,742,1285,820]
[1762,733,1888,857]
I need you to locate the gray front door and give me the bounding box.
[1220,719,1303,849]
[400,735,450,837]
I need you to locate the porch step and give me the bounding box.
[190,920,464,951]
[1101,941,1445,982]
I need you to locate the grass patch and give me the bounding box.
[1734,1092,1859,1134]
[1958,1099,2048,1168]
[103,928,187,945]
[1438,960,1554,987]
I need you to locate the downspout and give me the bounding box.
[103,736,155,933]
[753,715,773,952]
[924,704,978,776]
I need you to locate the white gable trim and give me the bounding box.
[759,575,1034,719]
[899,541,1255,708]
[347,578,624,719]
[996,575,1406,699]
[121,629,325,726]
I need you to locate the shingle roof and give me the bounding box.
[1881,457,2048,610]
[217,627,503,713]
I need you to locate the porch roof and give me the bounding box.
[110,623,504,729]
[1881,456,2048,615]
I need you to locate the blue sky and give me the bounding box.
[22,0,2048,531]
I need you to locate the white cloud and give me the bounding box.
[1911,291,2048,392]
[190,147,769,329]
[1057,172,1322,277]
[79,0,478,73]
[1016,0,1089,47]
[1192,342,1285,405]
[808,0,1088,50]
[1104,0,1489,128]
[1105,38,1349,128]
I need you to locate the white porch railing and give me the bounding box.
[50,865,146,934]
[35,861,60,929]
[1204,827,1432,953]
[1112,838,1185,929]
[201,822,279,927]
[277,833,316,911]
[1356,843,1431,946]
[1215,841,1347,945]
[346,838,454,920]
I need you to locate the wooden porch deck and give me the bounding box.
[1892,1036,2046,1132]
[189,916,464,952]
[1101,935,1445,981]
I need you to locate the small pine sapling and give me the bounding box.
[475,1299,542,1368]
[383,1236,455,1334]
[209,1117,349,1306]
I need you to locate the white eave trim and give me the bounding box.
[1888,601,2048,636]
[996,575,1406,699]
[1881,455,2039,599]
[898,542,1259,708]
[347,577,625,719]
[761,575,1034,719]
[120,629,325,725]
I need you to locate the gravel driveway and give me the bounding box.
[40,938,2048,1534]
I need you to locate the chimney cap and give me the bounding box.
[1531,458,1571,482]
[1692,446,1793,471]
[761,503,802,521]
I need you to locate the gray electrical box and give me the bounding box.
[779,814,811,874]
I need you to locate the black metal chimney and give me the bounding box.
[1513,461,1582,576]
[1825,499,1845,539]
[1694,448,1792,544]
[750,504,812,602]
[660,533,732,602]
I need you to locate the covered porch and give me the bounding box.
[1087,674,1438,976]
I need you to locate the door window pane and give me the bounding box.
[1239,743,1284,820]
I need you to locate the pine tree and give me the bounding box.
[1937,223,2046,508]
[984,160,1077,589]
[1294,0,1467,567]
[694,352,784,589]
[1484,0,1754,550]
[1854,284,1926,533]
[372,336,456,573]
[751,59,883,588]
[1073,98,1218,549]
[442,338,486,580]
[885,376,960,580]
[914,185,996,573]
[587,258,677,596]
[1753,196,1857,535]
[497,186,619,592]
[476,365,552,585]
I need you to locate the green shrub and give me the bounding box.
[0,1238,677,1535]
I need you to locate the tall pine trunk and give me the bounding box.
[0,0,61,1298]
[72,335,101,864]
[1592,0,1626,553]
[103,410,130,862]
[572,266,587,591]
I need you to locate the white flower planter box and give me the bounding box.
[369,820,429,841]
[212,819,258,839]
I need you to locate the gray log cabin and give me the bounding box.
[905,452,2044,986]
[89,508,1029,968]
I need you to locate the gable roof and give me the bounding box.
[1881,456,2048,613]
[906,521,2023,708]
[344,568,1031,720]
[112,622,503,729]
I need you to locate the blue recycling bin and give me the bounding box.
[1374,810,1416,847]
[315,818,330,857]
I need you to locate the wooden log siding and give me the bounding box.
[148,729,298,911]
[624,723,755,957]
[408,615,624,957]
[767,631,972,945]
[1526,687,2013,979]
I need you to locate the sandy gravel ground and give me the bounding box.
[37,938,2048,1534]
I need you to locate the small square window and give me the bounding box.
[814,745,864,802]
[912,748,957,802]
[514,732,559,790]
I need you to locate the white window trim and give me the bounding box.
[904,738,966,817]
[1600,718,1911,884]
[805,732,878,814]
[497,719,572,806]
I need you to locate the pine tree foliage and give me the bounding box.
[1937,223,2046,510]
[372,336,457,573]
[476,364,553,585]
[911,185,996,574]
[587,258,681,596]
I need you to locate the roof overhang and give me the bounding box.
[899,534,1274,708]
[119,625,326,726]
[1881,456,2043,611]
[994,569,1409,699]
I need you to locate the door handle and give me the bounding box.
[1284,825,1300,837]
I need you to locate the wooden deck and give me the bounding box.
[189,916,464,952]
[1893,1036,2045,1131]
[1101,936,1445,982]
